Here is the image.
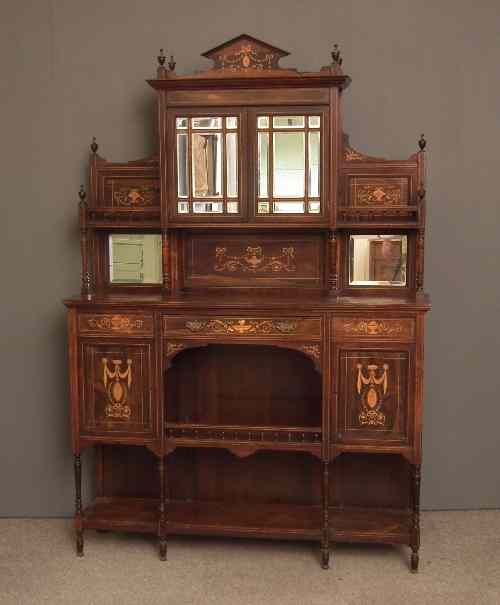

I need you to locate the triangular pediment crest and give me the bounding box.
[201,34,290,71]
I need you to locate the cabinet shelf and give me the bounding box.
[82,498,411,544]
[166,422,322,455]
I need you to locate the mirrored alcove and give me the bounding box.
[349,234,407,286]
[109,234,162,284]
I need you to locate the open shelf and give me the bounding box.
[331,506,411,544]
[82,497,411,544]
[165,344,322,428]
[166,422,322,455]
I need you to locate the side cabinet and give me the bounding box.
[76,313,158,443]
[331,316,417,459]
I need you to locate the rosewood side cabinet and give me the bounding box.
[64,35,430,571]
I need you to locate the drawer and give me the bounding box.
[163,316,321,339]
[332,317,415,341]
[78,313,154,336]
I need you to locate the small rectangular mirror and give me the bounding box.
[177,134,188,197]
[349,235,407,286]
[192,132,222,197]
[273,132,305,198]
[258,132,269,198]
[308,131,320,198]
[273,115,305,129]
[109,234,162,284]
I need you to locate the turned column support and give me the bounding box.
[158,456,167,560]
[321,460,331,569]
[78,186,93,298]
[161,229,171,292]
[327,230,338,294]
[74,453,84,557]
[410,463,421,572]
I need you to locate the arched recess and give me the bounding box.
[164,342,323,431]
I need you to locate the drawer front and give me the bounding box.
[78,313,154,336]
[333,317,415,341]
[79,341,154,437]
[335,346,412,445]
[163,316,321,340]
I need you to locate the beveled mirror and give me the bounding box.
[256,113,322,214]
[109,234,162,284]
[175,115,239,214]
[349,234,407,286]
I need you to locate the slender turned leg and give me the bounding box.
[410,464,421,573]
[158,456,167,561]
[321,460,330,569]
[74,453,84,557]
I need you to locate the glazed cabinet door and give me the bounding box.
[79,340,155,439]
[334,344,414,447]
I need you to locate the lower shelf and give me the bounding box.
[83,498,411,544]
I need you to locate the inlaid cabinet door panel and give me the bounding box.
[335,346,413,445]
[79,341,154,438]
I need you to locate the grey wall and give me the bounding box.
[1,0,499,516]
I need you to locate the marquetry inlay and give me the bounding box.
[333,318,414,339]
[102,358,132,420]
[214,246,297,274]
[356,363,389,426]
[299,344,321,363]
[184,318,299,336]
[166,342,186,357]
[344,147,365,161]
[79,314,153,335]
[355,184,402,206]
[112,184,159,207]
[203,35,289,72]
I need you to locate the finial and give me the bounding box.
[157,48,168,78]
[157,48,166,68]
[90,137,98,154]
[418,133,427,151]
[168,55,176,72]
[78,185,86,204]
[331,44,342,66]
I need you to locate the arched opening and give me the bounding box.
[165,344,321,427]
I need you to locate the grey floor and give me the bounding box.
[1,511,499,605]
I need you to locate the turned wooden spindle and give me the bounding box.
[161,230,170,292]
[321,460,330,569]
[78,186,92,298]
[158,457,167,560]
[74,453,84,557]
[416,134,427,292]
[416,229,425,292]
[328,231,338,293]
[410,464,421,572]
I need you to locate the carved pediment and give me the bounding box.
[201,34,290,72]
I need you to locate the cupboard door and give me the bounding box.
[79,341,154,438]
[335,347,413,446]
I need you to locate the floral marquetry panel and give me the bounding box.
[90,159,160,209]
[335,348,412,446]
[183,233,324,288]
[79,342,154,438]
[349,177,409,207]
[163,316,321,340]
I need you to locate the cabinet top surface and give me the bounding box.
[64,290,431,312]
